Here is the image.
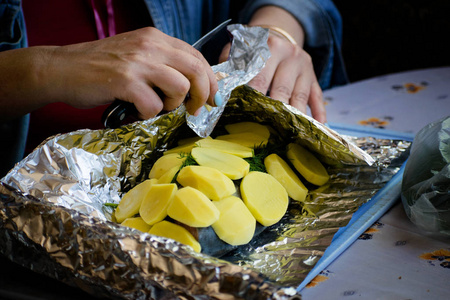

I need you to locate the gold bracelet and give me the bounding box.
[254,25,297,45]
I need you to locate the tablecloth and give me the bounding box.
[301,67,450,299]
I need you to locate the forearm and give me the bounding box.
[0,47,56,122]
[248,5,305,47]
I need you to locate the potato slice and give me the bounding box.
[215,132,268,148]
[163,141,197,155]
[196,138,253,158]
[240,171,289,226]
[167,186,220,227]
[264,153,308,202]
[157,165,179,184]
[225,121,271,140]
[177,165,235,201]
[121,216,152,232]
[212,196,256,245]
[177,136,211,146]
[149,153,185,179]
[191,147,249,180]
[286,143,329,186]
[149,220,201,253]
[115,179,157,223]
[139,183,177,225]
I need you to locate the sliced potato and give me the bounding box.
[286,143,329,186]
[149,220,201,253]
[240,171,289,226]
[167,186,220,227]
[224,121,271,140]
[196,138,253,158]
[121,216,152,232]
[157,165,179,184]
[264,153,308,202]
[139,183,177,225]
[215,132,268,148]
[149,153,186,179]
[191,147,249,180]
[212,196,256,245]
[177,136,211,146]
[163,141,197,155]
[177,165,236,201]
[115,179,157,223]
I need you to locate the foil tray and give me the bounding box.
[0,84,410,299]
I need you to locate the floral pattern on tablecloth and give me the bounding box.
[300,203,450,300]
[420,249,450,269]
[324,67,450,134]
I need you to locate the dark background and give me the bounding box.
[334,0,450,82]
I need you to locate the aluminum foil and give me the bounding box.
[187,24,271,138]
[0,84,410,299]
[0,26,410,300]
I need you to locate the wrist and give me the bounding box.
[248,5,305,46]
[250,25,297,45]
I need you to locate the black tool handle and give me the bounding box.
[101,100,138,129]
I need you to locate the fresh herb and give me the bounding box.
[245,142,286,173]
[170,152,199,183]
[179,152,198,168]
[104,203,119,208]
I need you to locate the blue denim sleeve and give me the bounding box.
[0,0,27,50]
[0,0,29,177]
[238,0,348,89]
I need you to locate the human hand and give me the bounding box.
[218,5,326,123]
[36,27,218,118]
[220,33,325,123]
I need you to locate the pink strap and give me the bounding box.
[89,0,116,39]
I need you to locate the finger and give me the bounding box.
[148,65,191,112]
[290,75,312,115]
[247,56,278,95]
[189,46,218,107]
[268,60,298,104]
[164,46,216,113]
[308,81,326,123]
[219,42,231,63]
[121,82,164,119]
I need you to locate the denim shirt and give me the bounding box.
[0,0,347,177]
[142,0,348,88]
[0,0,29,177]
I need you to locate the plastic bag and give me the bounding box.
[401,116,450,236]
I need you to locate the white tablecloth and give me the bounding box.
[301,67,450,300]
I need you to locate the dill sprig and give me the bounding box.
[104,203,118,208]
[245,142,286,173]
[179,152,198,168]
[170,152,199,183]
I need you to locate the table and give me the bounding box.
[300,67,450,299]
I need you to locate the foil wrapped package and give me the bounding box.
[0,26,411,299]
[0,85,410,299]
